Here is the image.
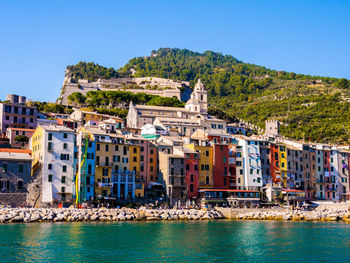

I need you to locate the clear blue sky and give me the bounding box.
[0,0,349,102]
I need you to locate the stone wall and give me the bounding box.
[0,193,27,207]
[58,77,189,105]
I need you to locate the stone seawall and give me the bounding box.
[1,205,350,224]
[0,208,224,223]
[216,206,350,222]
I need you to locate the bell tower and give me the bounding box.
[185,79,208,115]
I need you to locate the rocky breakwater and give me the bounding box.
[217,206,350,222]
[0,207,224,223]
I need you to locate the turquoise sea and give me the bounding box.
[0,221,349,262]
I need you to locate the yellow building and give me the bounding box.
[95,142,113,197]
[31,127,44,169]
[185,143,213,188]
[129,145,144,197]
[279,144,288,187]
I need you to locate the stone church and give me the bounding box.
[127,79,227,133]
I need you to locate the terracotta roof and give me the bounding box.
[7,128,35,132]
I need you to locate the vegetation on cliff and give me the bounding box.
[67,90,185,118]
[65,48,350,143]
[66,62,119,82]
[119,48,350,143]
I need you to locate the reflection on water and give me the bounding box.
[0,221,349,263]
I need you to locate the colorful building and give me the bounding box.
[30,125,74,203]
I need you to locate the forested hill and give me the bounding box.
[66,48,350,143]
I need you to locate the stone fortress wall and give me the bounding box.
[58,76,190,105]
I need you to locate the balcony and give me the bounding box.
[112,174,135,183]
[96,162,112,167]
[96,182,112,188]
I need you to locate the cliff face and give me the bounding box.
[57,70,190,105]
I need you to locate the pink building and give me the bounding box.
[0,102,38,135]
[6,128,35,148]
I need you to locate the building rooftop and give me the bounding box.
[134,104,190,112]
[0,151,32,161]
[39,125,74,133]
[74,110,124,122]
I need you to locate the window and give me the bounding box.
[48,174,53,182]
[63,143,68,149]
[63,133,68,139]
[190,184,194,192]
[115,145,119,151]
[62,165,67,172]
[48,142,53,151]
[150,149,154,154]
[61,187,65,193]
[133,148,137,153]
[194,165,198,171]
[105,144,109,152]
[171,168,174,175]
[206,176,209,185]
[186,164,190,170]
[48,164,52,170]
[97,144,100,151]
[60,154,70,160]
[140,156,144,162]
[18,180,23,190]
[48,133,52,141]
[18,164,24,173]
[133,157,137,162]
[190,174,194,182]
[206,151,209,157]
[61,176,66,184]
[223,157,226,163]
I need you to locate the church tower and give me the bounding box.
[185,79,208,115]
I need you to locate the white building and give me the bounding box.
[236,136,263,191]
[30,125,75,203]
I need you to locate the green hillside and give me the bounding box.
[67,48,350,143]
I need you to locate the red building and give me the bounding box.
[184,149,200,199]
[57,118,77,130]
[270,143,280,183]
[213,144,230,189]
